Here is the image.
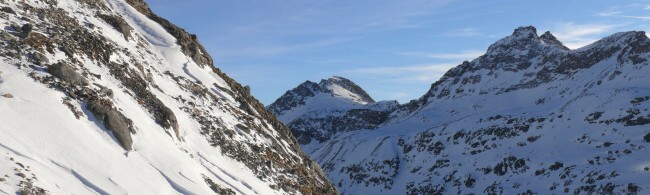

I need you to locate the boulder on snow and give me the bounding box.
[97,14,132,40]
[0,7,15,15]
[87,97,134,151]
[0,31,16,42]
[32,52,48,65]
[21,23,33,35]
[60,45,74,58]
[47,62,88,86]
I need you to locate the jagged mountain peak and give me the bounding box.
[486,26,571,56]
[540,31,569,50]
[319,75,375,104]
[513,25,538,36]
[268,76,397,145]
[268,76,376,117]
[298,80,325,93]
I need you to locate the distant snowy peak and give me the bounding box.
[486,26,567,57]
[268,76,375,116]
[267,76,397,145]
[319,76,375,104]
[411,26,650,110]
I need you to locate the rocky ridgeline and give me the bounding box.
[0,0,335,194]
[272,26,650,194]
[268,76,399,144]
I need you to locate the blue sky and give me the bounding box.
[147,0,650,105]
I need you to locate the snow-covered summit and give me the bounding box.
[267,76,398,145]
[268,76,376,117]
[320,76,375,104]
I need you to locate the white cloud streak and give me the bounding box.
[443,28,483,37]
[344,63,456,83]
[399,50,484,60]
[550,23,618,49]
[215,37,354,57]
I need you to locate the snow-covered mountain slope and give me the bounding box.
[272,26,650,194]
[268,76,399,145]
[0,0,336,194]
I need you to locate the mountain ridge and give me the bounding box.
[0,0,336,194]
[271,26,650,194]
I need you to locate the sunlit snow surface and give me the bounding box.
[0,0,306,194]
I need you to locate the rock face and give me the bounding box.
[87,96,135,150]
[268,76,398,144]
[47,62,88,86]
[0,0,335,194]
[272,26,650,194]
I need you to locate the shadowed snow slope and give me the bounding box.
[0,0,335,194]
[272,26,650,194]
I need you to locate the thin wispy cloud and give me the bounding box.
[443,28,483,37]
[215,37,355,58]
[209,0,454,59]
[618,15,650,20]
[598,9,650,20]
[550,23,619,49]
[399,50,484,60]
[597,11,621,17]
[344,63,456,84]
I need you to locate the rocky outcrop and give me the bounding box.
[125,0,213,67]
[47,62,88,86]
[87,96,135,151]
[106,62,179,138]
[97,14,132,40]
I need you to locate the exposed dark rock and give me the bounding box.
[125,0,213,67]
[1,7,15,15]
[0,31,17,42]
[21,23,33,35]
[99,87,113,98]
[32,52,48,65]
[107,62,179,137]
[47,62,88,86]
[87,96,134,151]
[540,31,569,50]
[97,14,132,40]
[203,175,236,195]
[60,45,74,58]
[267,81,323,115]
[287,108,393,144]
